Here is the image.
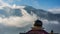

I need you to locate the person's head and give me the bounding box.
[34,20,43,27]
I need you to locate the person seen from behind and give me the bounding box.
[26,20,49,34]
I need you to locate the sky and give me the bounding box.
[2,0,60,10]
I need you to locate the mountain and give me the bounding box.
[0,5,60,22]
[24,6,60,22]
[0,6,23,17]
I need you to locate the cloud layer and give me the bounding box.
[48,8,60,14]
[0,6,37,27]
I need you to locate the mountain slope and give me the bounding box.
[0,5,60,22]
[24,6,60,22]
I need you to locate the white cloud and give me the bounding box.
[0,14,37,27]
[0,0,11,7]
[49,21,59,24]
[48,8,60,14]
[12,4,25,8]
[41,19,59,24]
[0,5,59,28]
[0,6,37,27]
[42,19,49,24]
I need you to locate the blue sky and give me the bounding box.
[3,0,60,10]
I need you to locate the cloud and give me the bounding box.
[0,3,60,33]
[49,21,59,24]
[0,6,37,27]
[41,19,59,24]
[48,8,60,14]
[41,19,59,33]
[0,15,36,27]
[0,0,11,7]
[0,4,59,28]
[0,8,37,33]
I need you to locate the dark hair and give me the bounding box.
[34,20,43,27]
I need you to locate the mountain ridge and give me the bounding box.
[0,5,60,22]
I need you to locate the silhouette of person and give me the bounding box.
[50,30,54,34]
[26,20,49,34]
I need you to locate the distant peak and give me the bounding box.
[11,5,26,9]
